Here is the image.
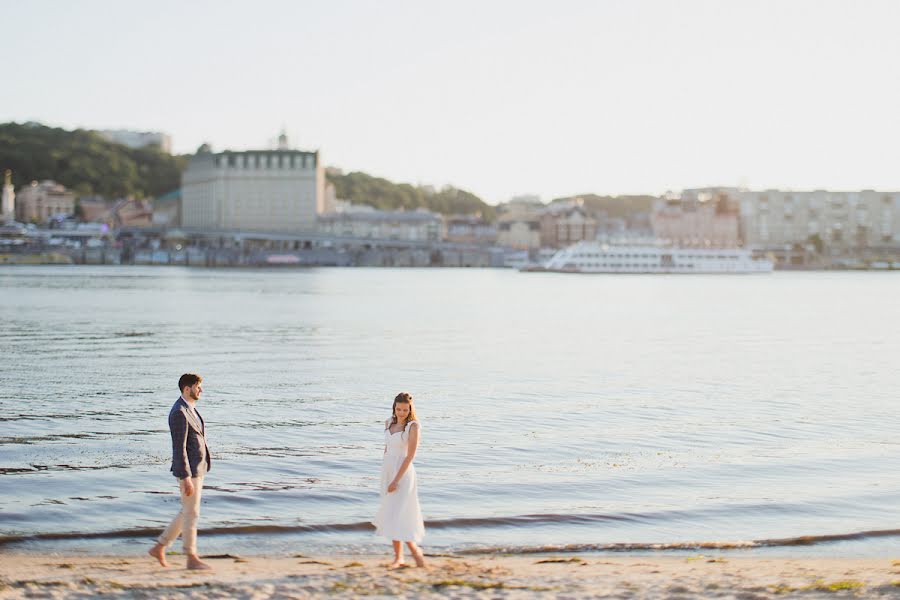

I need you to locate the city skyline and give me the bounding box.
[4,0,900,204]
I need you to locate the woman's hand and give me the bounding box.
[387,480,398,493]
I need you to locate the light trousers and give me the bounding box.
[157,475,204,554]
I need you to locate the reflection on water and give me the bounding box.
[1,266,900,555]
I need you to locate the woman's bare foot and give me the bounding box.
[410,548,427,569]
[387,559,406,570]
[186,555,212,570]
[148,543,168,567]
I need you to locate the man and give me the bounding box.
[149,373,212,570]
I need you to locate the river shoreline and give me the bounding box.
[2,553,899,598]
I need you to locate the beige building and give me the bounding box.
[497,218,540,249]
[111,198,153,228]
[740,189,900,250]
[539,200,597,248]
[652,189,741,247]
[498,195,544,219]
[496,196,542,249]
[78,196,113,222]
[181,142,324,232]
[16,180,75,223]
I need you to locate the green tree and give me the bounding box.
[0,122,187,199]
[327,170,495,220]
[807,233,824,253]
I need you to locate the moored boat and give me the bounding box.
[521,241,773,274]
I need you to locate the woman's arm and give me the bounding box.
[387,423,419,492]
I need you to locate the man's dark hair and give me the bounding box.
[178,373,202,391]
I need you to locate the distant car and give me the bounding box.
[86,238,105,248]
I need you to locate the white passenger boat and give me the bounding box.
[522,241,773,274]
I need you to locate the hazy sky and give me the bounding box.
[4,0,900,203]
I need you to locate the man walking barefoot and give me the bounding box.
[149,373,212,570]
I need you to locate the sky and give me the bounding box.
[4,0,900,204]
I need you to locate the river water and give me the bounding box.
[1,266,898,556]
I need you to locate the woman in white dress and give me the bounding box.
[373,392,426,568]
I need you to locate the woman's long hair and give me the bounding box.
[391,392,418,427]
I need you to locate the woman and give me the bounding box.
[373,392,426,569]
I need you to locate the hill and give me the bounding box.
[0,122,495,219]
[326,170,496,221]
[0,122,187,198]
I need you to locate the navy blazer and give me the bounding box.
[168,397,211,479]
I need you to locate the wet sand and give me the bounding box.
[1,552,899,598]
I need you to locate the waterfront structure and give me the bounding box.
[495,196,542,249]
[97,129,172,153]
[77,196,112,222]
[181,139,324,233]
[595,216,655,245]
[444,214,497,244]
[65,195,153,228]
[538,200,597,248]
[509,194,541,203]
[152,189,181,227]
[111,198,153,228]
[651,188,741,248]
[322,181,338,214]
[526,240,773,274]
[498,195,544,220]
[317,206,442,242]
[739,189,900,251]
[497,217,540,249]
[15,180,75,224]
[1,170,14,224]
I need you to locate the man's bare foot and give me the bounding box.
[186,556,212,570]
[148,543,168,567]
[387,559,406,570]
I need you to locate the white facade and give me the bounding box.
[739,190,900,249]
[1,170,14,224]
[181,149,324,233]
[496,197,542,249]
[497,218,540,249]
[317,208,442,241]
[97,129,172,153]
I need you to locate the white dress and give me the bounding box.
[373,420,425,543]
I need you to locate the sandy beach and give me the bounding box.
[1,552,899,598]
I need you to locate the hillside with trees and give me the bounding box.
[0,122,496,220]
[0,122,187,198]
[327,170,496,221]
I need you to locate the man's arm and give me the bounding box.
[169,409,190,479]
